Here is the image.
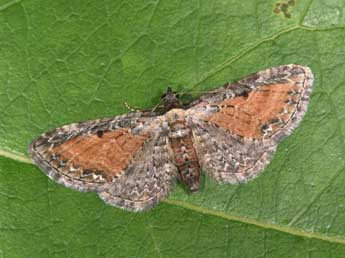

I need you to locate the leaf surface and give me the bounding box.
[1,0,345,257]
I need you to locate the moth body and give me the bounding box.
[29,64,314,211]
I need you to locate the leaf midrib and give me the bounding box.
[1,147,345,245]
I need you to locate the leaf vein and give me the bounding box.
[163,199,345,245]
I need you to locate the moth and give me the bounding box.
[29,64,313,212]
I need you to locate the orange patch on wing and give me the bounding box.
[51,129,149,180]
[208,83,300,138]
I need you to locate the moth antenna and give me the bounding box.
[124,102,141,112]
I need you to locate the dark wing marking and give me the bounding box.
[186,64,313,183]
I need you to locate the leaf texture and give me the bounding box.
[1,0,345,257]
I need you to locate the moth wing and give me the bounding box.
[29,112,178,211]
[186,64,313,183]
[98,125,178,211]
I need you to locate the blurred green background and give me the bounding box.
[1,0,345,257]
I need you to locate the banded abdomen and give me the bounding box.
[166,110,200,192]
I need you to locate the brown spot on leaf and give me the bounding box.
[274,0,296,18]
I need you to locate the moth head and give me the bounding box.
[161,86,182,111]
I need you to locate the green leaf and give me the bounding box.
[1,0,345,257]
